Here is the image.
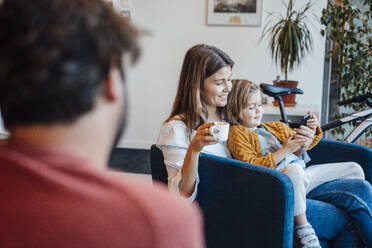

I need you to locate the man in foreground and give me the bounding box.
[0,0,204,247]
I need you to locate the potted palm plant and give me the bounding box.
[261,0,314,106]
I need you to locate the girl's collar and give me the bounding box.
[245,124,262,131]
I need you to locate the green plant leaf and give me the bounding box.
[260,0,314,79]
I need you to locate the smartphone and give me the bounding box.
[299,114,311,126]
[291,114,311,128]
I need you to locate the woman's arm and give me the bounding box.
[179,122,218,198]
[178,148,200,197]
[158,120,218,199]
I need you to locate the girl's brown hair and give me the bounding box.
[166,44,234,130]
[224,79,261,125]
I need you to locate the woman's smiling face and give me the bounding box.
[201,66,232,108]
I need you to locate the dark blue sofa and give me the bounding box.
[150,139,372,248]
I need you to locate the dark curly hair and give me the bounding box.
[0,0,140,129]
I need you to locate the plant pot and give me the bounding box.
[272,80,298,107]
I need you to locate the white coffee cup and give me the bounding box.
[209,122,230,142]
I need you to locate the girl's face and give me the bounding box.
[201,66,232,108]
[241,91,263,129]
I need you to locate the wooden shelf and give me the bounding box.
[262,103,320,123]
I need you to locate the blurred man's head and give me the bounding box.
[0,0,139,143]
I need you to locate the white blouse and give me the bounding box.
[156,119,231,201]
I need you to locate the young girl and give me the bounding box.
[225,80,369,248]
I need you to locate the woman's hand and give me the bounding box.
[189,122,218,153]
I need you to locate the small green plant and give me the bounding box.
[320,0,371,139]
[261,0,315,81]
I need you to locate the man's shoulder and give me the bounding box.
[78,172,203,234]
[0,146,204,248]
[117,178,201,218]
[102,177,205,248]
[0,141,200,227]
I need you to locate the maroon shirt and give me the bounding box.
[0,141,205,248]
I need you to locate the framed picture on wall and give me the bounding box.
[207,0,262,26]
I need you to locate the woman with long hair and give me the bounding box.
[157,44,233,199]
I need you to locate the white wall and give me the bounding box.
[119,0,328,149]
[1,0,327,146]
[0,111,5,134]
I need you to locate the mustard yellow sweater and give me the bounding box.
[227,122,323,169]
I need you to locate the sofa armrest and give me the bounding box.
[150,145,168,185]
[196,153,294,248]
[307,139,372,183]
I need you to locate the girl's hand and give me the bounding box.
[306,113,318,132]
[283,134,306,154]
[189,122,218,152]
[294,125,315,149]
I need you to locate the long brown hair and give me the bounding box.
[166,44,234,130]
[224,79,261,125]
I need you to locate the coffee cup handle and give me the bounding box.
[209,125,217,138]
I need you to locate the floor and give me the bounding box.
[108,147,152,184]
[109,147,151,174]
[106,171,152,184]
